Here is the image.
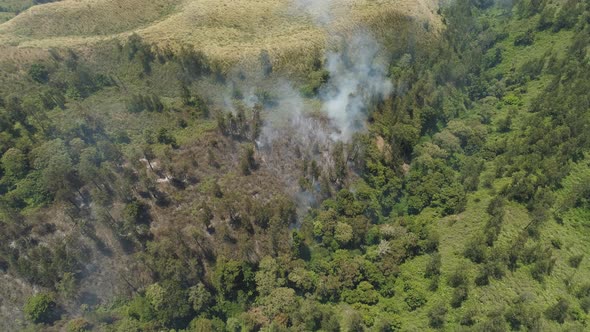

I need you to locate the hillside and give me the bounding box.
[0,0,589,331]
[0,0,441,72]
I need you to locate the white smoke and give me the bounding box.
[320,32,393,141]
[292,0,393,141]
[256,80,331,156]
[215,1,394,214]
[292,0,336,25]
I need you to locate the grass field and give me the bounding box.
[0,0,441,72]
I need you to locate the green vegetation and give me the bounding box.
[23,292,58,324]
[0,0,589,331]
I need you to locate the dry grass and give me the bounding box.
[0,0,179,38]
[0,0,441,72]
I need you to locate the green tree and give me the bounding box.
[261,287,298,322]
[342,281,379,305]
[255,256,284,297]
[189,282,213,314]
[334,222,353,246]
[147,281,192,328]
[1,148,27,182]
[31,139,74,200]
[214,258,243,299]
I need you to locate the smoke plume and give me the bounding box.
[320,32,393,141]
[216,1,394,215]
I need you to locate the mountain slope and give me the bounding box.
[0,0,441,71]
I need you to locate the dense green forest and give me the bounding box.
[1,0,590,331]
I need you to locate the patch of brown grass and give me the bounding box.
[0,0,442,73]
[0,0,179,38]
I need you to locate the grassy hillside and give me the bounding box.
[0,0,179,38]
[0,0,441,73]
[0,0,589,331]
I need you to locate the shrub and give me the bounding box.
[450,285,468,308]
[460,308,477,326]
[405,291,427,311]
[448,268,468,288]
[157,128,178,148]
[552,0,581,32]
[514,30,535,47]
[464,235,487,263]
[28,63,49,83]
[504,296,541,331]
[537,7,556,31]
[428,304,447,329]
[568,254,584,268]
[484,48,503,69]
[580,297,590,314]
[545,298,569,324]
[520,57,545,80]
[240,145,256,175]
[66,318,91,332]
[24,293,57,324]
[425,253,442,278]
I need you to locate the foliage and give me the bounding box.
[23,293,57,324]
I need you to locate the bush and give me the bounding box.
[552,0,581,32]
[157,128,178,148]
[545,298,569,324]
[530,256,556,282]
[127,94,165,113]
[514,30,535,47]
[24,293,57,324]
[28,63,49,83]
[425,253,442,278]
[428,304,447,329]
[450,285,468,308]
[475,259,505,286]
[537,7,555,31]
[464,235,487,263]
[472,0,494,9]
[568,254,584,268]
[429,275,440,291]
[405,291,427,311]
[580,297,590,314]
[460,308,477,326]
[240,145,256,175]
[479,311,508,331]
[504,296,541,331]
[520,57,545,80]
[447,268,468,288]
[66,318,91,332]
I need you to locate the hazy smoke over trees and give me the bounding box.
[215,0,394,214]
[292,0,393,141]
[321,32,393,141]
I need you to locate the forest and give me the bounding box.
[0,0,589,331]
